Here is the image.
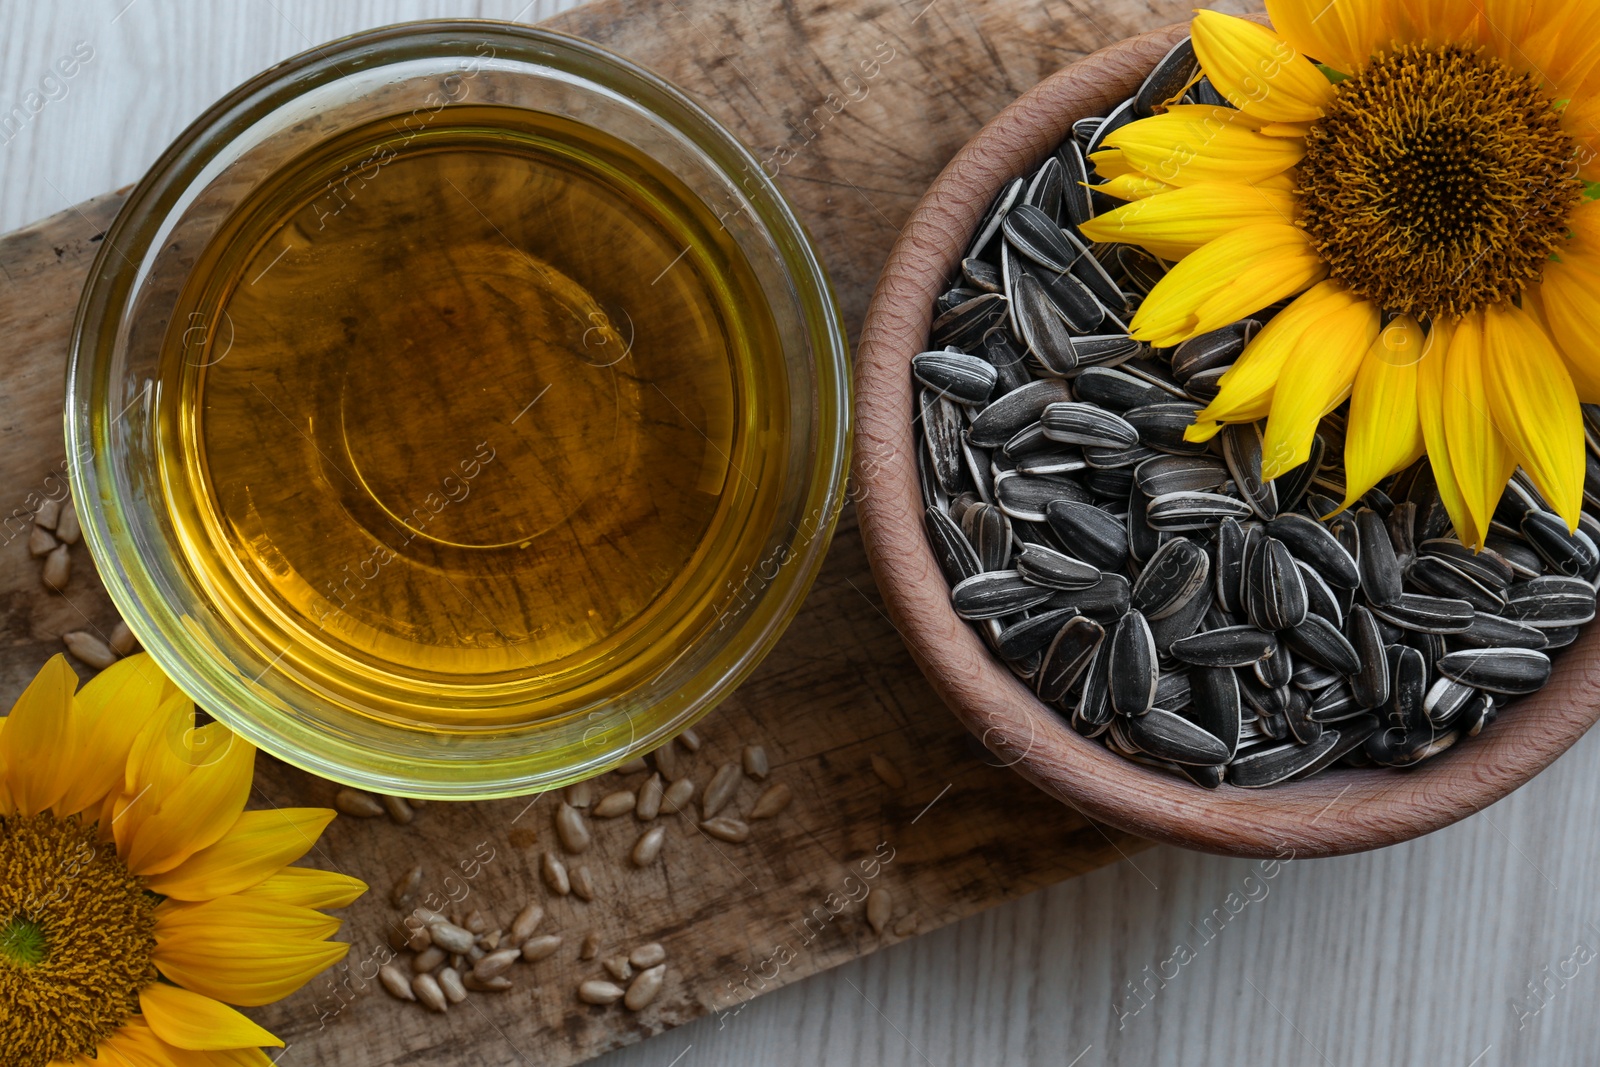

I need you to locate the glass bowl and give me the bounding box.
[67,20,850,799]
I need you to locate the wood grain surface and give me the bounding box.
[8,3,1600,1067]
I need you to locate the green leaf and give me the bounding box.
[1584,180,1600,201]
[1318,64,1349,84]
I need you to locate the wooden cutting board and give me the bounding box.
[0,0,1227,1062]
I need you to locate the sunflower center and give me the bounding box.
[0,811,159,1067]
[1296,42,1581,319]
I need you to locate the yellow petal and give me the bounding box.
[1087,148,1140,181]
[1130,223,1326,347]
[1103,107,1305,187]
[154,934,349,1008]
[1261,298,1382,479]
[1079,181,1298,260]
[1095,173,1176,201]
[142,808,337,901]
[1396,0,1481,47]
[56,653,175,818]
[238,867,369,910]
[140,983,284,1050]
[0,654,78,817]
[124,724,258,876]
[1481,303,1585,528]
[1536,260,1600,402]
[1442,311,1519,546]
[1191,10,1334,122]
[1523,0,1600,90]
[1339,314,1427,508]
[1563,96,1600,182]
[1417,319,1482,546]
[1265,0,1392,74]
[1190,280,1356,428]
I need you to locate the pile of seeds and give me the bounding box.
[20,487,140,669]
[912,36,1600,788]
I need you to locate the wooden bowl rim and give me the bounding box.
[852,21,1600,858]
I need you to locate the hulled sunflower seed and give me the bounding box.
[474,948,521,981]
[510,902,544,944]
[866,887,893,934]
[62,631,117,670]
[570,865,597,902]
[653,741,683,780]
[632,826,667,867]
[463,973,512,993]
[743,744,769,780]
[413,972,448,1012]
[541,852,570,896]
[578,979,626,1006]
[430,921,475,954]
[625,964,668,1011]
[522,934,562,962]
[702,764,742,820]
[616,757,649,774]
[566,780,594,806]
[871,753,906,790]
[391,865,423,907]
[438,967,468,1004]
[594,790,636,818]
[750,782,793,820]
[662,777,696,814]
[556,803,592,854]
[636,773,664,820]
[1436,647,1553,694]
[700,816,750,843]
[334,788,385,818]
[380,963,416,1002]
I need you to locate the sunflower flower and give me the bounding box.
[1080,0,1600,546]
[1,654,364,1067]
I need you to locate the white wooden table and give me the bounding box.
[7,2,1599,1064]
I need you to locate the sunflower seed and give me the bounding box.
[1245,537,1308,631]
[1340,605,1390,708]
[616,756,649,775]
[750,782,793,820]
[1108,610,1158,717]
[1211,517,1246,615]
[1283,613,1361,675]
[1003,203,1083,274]
[957,502,1010,572]
[1503,575,1597,628]
[430,920,475,954]
[1309,682,1360,722]
[1368,592,1476,633]
[1418,538,1513,588]
[921,391,966,495]
[1408,548,1507,607]
[1293,659,1341,691]
[584,789,633,820]
[1031,261,1107,333]
[521,934,562,961]
[866,887,894,934]
[702,764,742,820]
[509,902,544,944]
[412,945,446,973]
[1169,626,1275,667]
[1057,138,1096,225]
[1385,645,1428,734]
[538,852,570,896]
[967,178,1026,259]
[1128,489,1161,564]
[662,776,696,815]
[1135,36,1198,116]
[1012,271,1082,372]
[334,788,385,818]
[1147,491,1254,530]
[1135,454,1228,496]
[1284,688,1322,744]
[1268,512,1359,589]
[633,773,664,821]
[1074,367,1164,412]
[1171,320,1255,380]
[631,826,667,867]
[932,292,1009,350]
[1456,692,1495,736]
[556,803,592,854]
[380,962,416,1002]
[1255,642,1294,689]
[1294,561,1344,627]
[1015,451,1088,477]
[700,816,750,843]
[1036,616,1106,703]
[962,257,1002,292]
[578,979,626,1006]
[1184,665,1241,758]
[625,964,668,1011]
[967,380,1075,447]
[1453,611,1550,650]
[1523,509,1600,580]
[1227,728,1343,787]
[1276,434,1325,514]
[1017,542,1102,590]
[1436,647,1552,694]
[391,865,423,907]
[1423,676,1475,725]
[472,948,520,982]
[1124,403,1205,455]
[1070,333,1143,367]
[913,350,998,405]
[1353,507,1402,605]
[41,543,71,592]
[951,570,1056,619]
[1086,97,1138,155]
[1123,706,1230,764]
[1043,500,1130,571]
[1026,155,1066,221]
[1040,402,1138,449]
[995,470,1092,522]
[412,972,448,1012]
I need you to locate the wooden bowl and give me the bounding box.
[853,22,1600,858]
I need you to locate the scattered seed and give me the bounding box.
[413,972,448,1012]
[383,795,414,825]
[412,945,446,973]
[662,777,696,815]
[594,790,636,818]
[749,782,792,820]
[743,744,770,780]
[571,864,597,902]
[580,931,602,960]
[541,851,571,895]
[34,496,63,530]
[866,888,892,934]
[892,913,920,937]
[630,942,666,969]
[463,973,512,992]
[428,921,475,955]
[510,901,544,944]
[636,773,664,820]
[27,525,56,557]
[42,544,70,592]
[603,955,634,982]
[333,788,385,818]
[870,753,905,790]
[522,934,562,961]
[564,781,593,808]
[632,826,667,867]
[578,979,625,1005]
[473,948,520,981]
[438,967,467,1004]
[676,727,703,752]
[55,500,80,545]
[625,964,667,1011]
[390,865,423,907]
[62,631,117,670]
[108,620,139,656]
[616,757,649,774]
[379,962,415,1001]
[556,802,592,854]
[701,763,742,820]
[653,742,683,780]
[699,816,750,843]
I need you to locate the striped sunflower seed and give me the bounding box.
[912,350,998,405]
[1040,402,1138,449]
[1108,610,1158,717]
[1436,647,1553,695]
[1036,615,1105,703]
